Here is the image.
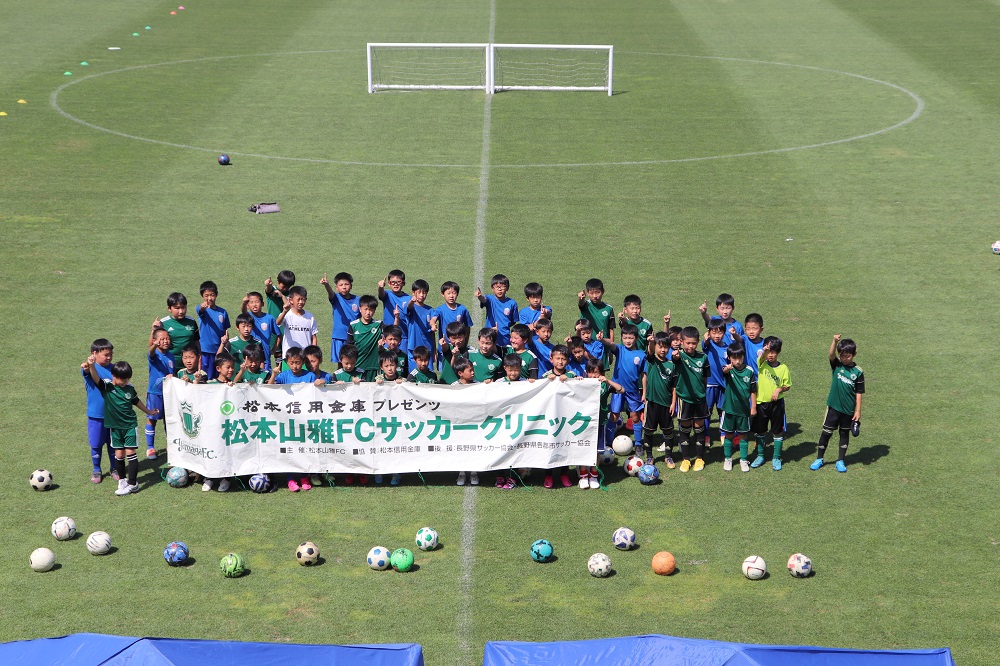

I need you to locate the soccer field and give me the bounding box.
[1,0,998,664]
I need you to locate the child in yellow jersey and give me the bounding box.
[750,336,791,470]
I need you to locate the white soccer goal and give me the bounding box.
[367,43,613,96]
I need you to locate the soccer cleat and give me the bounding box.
[114,479,132,496]
[390,473,401,486]
[740,459,750,472]
[835,460,847,473]
[645,457,654,466]
[665,456,676,469]
[772,458,783,471]
[560,472,572,487]
[692,458,705,472]
[218,478,231,492]
[374,475,384,484]
[579,471,589,489]
[343,475,354,485]
[111,469,121,482]
[202,479,214,492]
[589,474,600,489]
[310,474,323,487]
[299,477,311,491]
[456,472,467,486]
[126,483,139,494]
[287,478,300,492]
[470,472,480,486]
[503,477,517,489]
[679,459,691,473]
[358,475,369,485]
[91,472,102,484]
[750,455,765,469]
[723,458,733,472]
[146,448,157,460]
[810,458,825,471]
[543,474,554,488]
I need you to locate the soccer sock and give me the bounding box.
[145,425,155,448]
[738,435,749,460]
[723,435,733,458]
[632,419,643,447]
[755,435,766,458]
[678,425,692,459]
[114,456,126,480]
[604,419,617,445]
[817,429,833,459]
[126,454,138,485]
[646,433,662,458]
[773,437,784,460]
[838,429,850,461]
[90,444,103,473]
[693,426,705,459]
[703,417,711,442]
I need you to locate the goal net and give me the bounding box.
[367,43,613,95]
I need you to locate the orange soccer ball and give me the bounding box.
[652,551,676,576]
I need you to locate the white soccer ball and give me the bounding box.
[588,552,613,577]
[612,527,636,551]
[367,546,391,571]
[415,527,439,551]
[787,552,812,578]
[598,448,616,465]
[86,531,112,555]
[51,517,76,541]
[992,240,1000,254]
[624,455,644,476]
[29,469,53,491]
[742,555,767,580]
[30,547,55,572]
[611,435,634,456]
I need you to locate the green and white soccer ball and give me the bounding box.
[30,469,53,491]
[588,552,613,577]
[296,541,320,566]
[415,527,439,551]
[30,547,55,572]
[86,531,112,555]
[390,548,415,572]
[51,516,76,541]
[220,552,245,578]
[166,466,189,488]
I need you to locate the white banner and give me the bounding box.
[163,378,599,476]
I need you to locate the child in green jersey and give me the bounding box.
[347,295,382,381]
[618,294,654,352]
[577,278,615,343]
[374,350,405,487]
[721,345,758,472]
[451,356,479,487]
[155,292,199,362]
[440,321,471,385]
[506,324,539,380]
[407,346,439,384]
[642,332,678,468]
[469,327,504,383]
[333,345,365,385]
[85,357,158,496]
[671,327,710,472]
[233,344,269,384]
[176,344,207,383]
[811,335,865,473]
[264,270,294,352]
[750,336,791,470]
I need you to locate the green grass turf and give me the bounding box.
[2,0,999,663]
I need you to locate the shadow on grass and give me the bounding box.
[847,443,890,466]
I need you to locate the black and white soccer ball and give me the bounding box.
[30,469,53,491]
[296,541,319,566]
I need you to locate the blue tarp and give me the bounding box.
[0,633,424,666]
[483,635,955,666]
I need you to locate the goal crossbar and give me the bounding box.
[367,43,613,95]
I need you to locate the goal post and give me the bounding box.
[367,43,613,95]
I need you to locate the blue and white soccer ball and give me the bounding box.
[612,527,636,551]
[598,448,616,465]
[166,466,188,488]
[787,553,812,578]
[992,240,1000,254]
[637,464,660,485]
[218,154,231,165]
[164,541,189,566]
[367,546,391,570]
[248,473,272,493]
[530,539,554,563]
[415,527,439,551]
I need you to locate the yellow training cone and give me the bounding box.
[17,99,27,104]
[0,112,8,116]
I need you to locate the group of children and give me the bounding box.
[82,270,866,495]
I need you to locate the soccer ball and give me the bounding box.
[220,552,245,577]
[742,555,767,580]
[163,541,189,566]
[367,546,391,570]
[166,466,189,488]
[612,527,636,551]
[248,473,272,493]
[992,240,1000,254]
[296,541,320,566]
[611,435,634,456]
[390,548,414,572]
[588,552,613,577]
[30,547,55,572]
[598,448,616,465]
[86,531,112,555]
[218,154,231,165]
[415,527,439,551]
[30,469,53,491]
[652,551,676,576]
[51,517,76,541]
[787,552,812,578]
[530,539,554,563]
[637,464,660,485]
[624,455,644,476]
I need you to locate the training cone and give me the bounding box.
[17,99,27,104]
[0,112,7,117]
[80,61,89,65]
[170,11,176,15]
[178,5,185,9]
[132,32,140,36]
[64,71,73,76]
[145,26,152,30]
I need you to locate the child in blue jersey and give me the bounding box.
[378,269,411,350]
[699,293,744,345]
[241,291,279,371]
[574,319,605,369]
[269,347,321,492]
[304,345,333,384]
[599,323,647,457]
[145,327,175,460]
[431,281,474,370]
[321,271,361,366]
[450,356,480,487]
[702,317,730,449]
[735,313,766,377]
[196,280,230,380]
[405,279,436,367]
[476,274,519,346]
[565,336,589,377]
[529,318,555,375]
[82,338,116,483]
[518,282,552,331]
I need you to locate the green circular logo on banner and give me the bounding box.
[220,401,235,416]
